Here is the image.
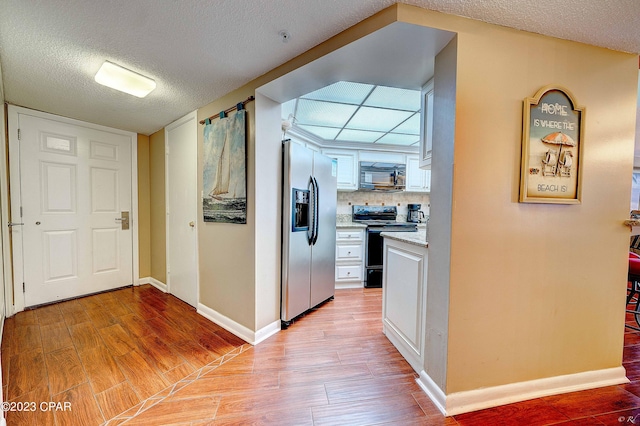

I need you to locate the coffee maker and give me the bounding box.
[407,204,425,223]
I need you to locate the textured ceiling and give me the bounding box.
[0,0,638,135]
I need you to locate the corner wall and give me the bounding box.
[137,134,151,278]
[149,129,166,284]
[398,4,637,410]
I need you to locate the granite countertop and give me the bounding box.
[625,219,640,228]
[381,229,428,248]
[336,221,367,229]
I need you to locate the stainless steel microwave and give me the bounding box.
[358,161,406,191]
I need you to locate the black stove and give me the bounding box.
[352,205,417,287]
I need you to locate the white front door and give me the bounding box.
[9,107,135,307]
[166,111,198,307]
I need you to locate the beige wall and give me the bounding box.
[149,129,166,283]
[197,90,257,329]
[137,134,151,278]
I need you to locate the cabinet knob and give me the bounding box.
[347,251,351,255]
[347,272,351,275]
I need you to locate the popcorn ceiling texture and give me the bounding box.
[0,0,637,135]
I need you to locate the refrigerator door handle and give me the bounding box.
[312,176,320,245]
[307,177,315,245]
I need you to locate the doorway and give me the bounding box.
[7,106,138,311]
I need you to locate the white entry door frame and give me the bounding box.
[165,111,199,307]
[6,105,139,313]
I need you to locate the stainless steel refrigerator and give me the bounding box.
[281,140,337,327]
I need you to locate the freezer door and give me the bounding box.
[282,142,313,322]
[310,151,337,307]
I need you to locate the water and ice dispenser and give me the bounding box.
[291,188,310,231]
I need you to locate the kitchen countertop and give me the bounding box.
[336,221,367,229]
[381,229,428,248]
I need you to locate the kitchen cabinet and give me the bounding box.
[382,235,428,373]
[335,228,365,288]
[322,149,358,191]
[419,79,434,168]
[406,155,431,192]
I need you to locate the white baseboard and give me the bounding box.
[197,303,280,345]
[140,277,167,293]
[416,370,447,415]
[417,366,629,416]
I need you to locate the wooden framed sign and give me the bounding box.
[519,85,585,204]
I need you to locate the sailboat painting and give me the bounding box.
[203,110,247,223]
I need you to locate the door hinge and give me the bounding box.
[22,282,25,293]
[20,206,23,217]
[17,128,21,140]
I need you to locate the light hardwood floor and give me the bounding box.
[2,285,640,425]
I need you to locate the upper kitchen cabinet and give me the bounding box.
[406,155,431,192]
[419,79,434,168]
[322,148,358,191]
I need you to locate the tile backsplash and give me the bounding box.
[337,191,430,220]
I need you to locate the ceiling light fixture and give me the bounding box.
[94,61,156,98]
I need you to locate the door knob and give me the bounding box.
[189,221,195,228]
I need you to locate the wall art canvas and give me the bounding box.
[203,109,247,223]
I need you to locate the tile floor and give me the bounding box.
[1,285,640,425]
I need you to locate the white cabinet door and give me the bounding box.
[419,79,434,168]
[322,149,358,190]
[406,155,431,192]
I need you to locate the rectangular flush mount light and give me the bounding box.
[94,61,156,98]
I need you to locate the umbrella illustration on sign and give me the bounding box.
[540,131,576,177]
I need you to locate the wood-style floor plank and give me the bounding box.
[40,321,74,353]
[68,322,102,353]
[95,382,141,420]
[98,323,137,357]
[52,382,104,426]
[114,349,170,399]
[45,347,87,395]
[124,396,220,425]
[7,348,48,399]
[78,344,126,394]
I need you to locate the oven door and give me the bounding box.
[365,227,384,268]
[365,227,384,288]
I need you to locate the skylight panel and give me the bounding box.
[393,113,420,134]
[297,125,341,140]
[295,99,358,128]
[336,129,385,143]
[346,107,412,132]
[364,86,421,111]
[301,81,374,105]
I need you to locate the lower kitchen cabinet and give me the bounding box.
[335,227,365,288]
[382,236,428,373]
